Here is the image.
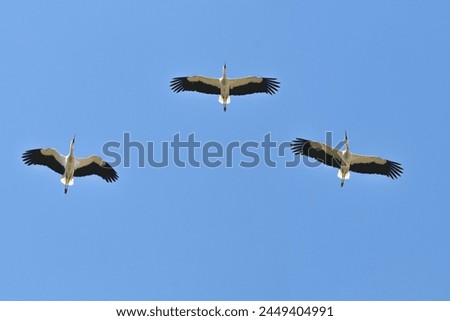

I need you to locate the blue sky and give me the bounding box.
[0,0,449,300]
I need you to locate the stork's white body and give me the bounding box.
[337,149,351,186]
[59,140,76,190]
[218,69,231,108]
[61,156,75,187]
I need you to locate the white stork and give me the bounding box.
[170,63,280,111]
[291,131,403,187]
[22,136,118,193]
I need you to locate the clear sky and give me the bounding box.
[0,0,449,300]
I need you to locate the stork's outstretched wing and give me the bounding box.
[349,154,403,179]
[229,77,280,95]
[22,148,65,174]
[75,156,118,183]
[291,138,342,168]
[170,76,221,95]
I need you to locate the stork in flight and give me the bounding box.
[22,136,118,193]
[170,63,280,111]
[291,131,403,187]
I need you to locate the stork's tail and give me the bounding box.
[60,177,74,186]
[61,177,73,194]
[337,169,350,188]
[219,95,230,112]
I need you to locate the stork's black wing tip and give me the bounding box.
[290,138,308,155]
[102,162,119,183]
[22,149,37,165]
[263,78,280,95]
[387,160,403,179]
[169,77,188,93]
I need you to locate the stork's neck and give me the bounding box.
[222,65,227,79]
[342,141,351,159]
[69,141,75,158]
[343,140,350,153]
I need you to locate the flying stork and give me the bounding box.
[170,63,280,111]
[22,136,118,193]
[290,132,403,187]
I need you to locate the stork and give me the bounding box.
[291,131,403,187]
[22,136,118,193]
[170,63,280,111]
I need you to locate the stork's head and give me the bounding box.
[70,134,76,150]
[222,62,227,77]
